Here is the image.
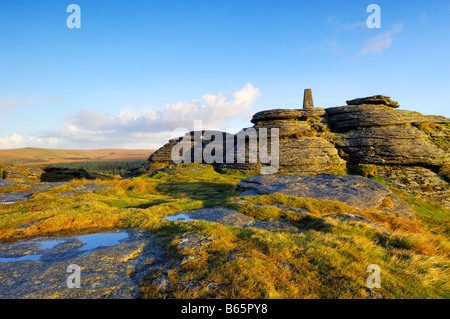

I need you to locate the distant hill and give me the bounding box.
[0,147,154,165]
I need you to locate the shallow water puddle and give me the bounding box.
[0,231,129,263]
[0,254,42,263]
[163,213,195,222]
[39,240,66,250]
[77,232,129,254]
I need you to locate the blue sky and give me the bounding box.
[0,0,449,149]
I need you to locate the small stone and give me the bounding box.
[365,287,384,299]
[178,233,214,253]
[179,281,198,289]
[152,275,170,292]
[180,254,201,265]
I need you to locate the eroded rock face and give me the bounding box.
[326,105,450,131]
[346,95,400,108]
[1,165,43,182]
[334,125,447,166]
[377,166,450,208]
[146,130,234,170]
[237,174,415,218]
[142,93,449,208]
[323,95,449,172]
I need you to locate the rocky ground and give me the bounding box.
[0,94,448,299]
[0,180,111,204]
[144,94,450,206]
[0,172,420,299]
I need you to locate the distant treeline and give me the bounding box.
[42,160,148,175]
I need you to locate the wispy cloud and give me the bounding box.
[419,13,428,24]
[306,19,366,56]
[0,98,36,112]
[0,95,62,114]
[356,23,404,56]
[38,83,262,149]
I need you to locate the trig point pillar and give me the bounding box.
[303,88,314,109]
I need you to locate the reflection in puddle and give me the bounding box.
[0,231,130,263]
[0,254,42,263]
[163,213,195,222]
[77,232,129,253]
[39,240,66,250]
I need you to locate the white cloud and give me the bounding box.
[40,83,262,149]
[0,133,60,149]
[357,23,404,56]
[0,133,25,149]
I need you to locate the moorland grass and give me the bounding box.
[0,164,448,299]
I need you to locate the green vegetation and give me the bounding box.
[42,159,148,175]
[348,164,378,178]
[416,122,450,152]
[0,163,448,299]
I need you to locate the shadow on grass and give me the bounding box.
[156,181,238,207]
[126,199,171,209]
[292,215,334,233]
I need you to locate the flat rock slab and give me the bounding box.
[164,206,301,233]
[0,229,169,299]
[346,95,399,108]
[0,180,38,188]
[237,174,414,217]
[251,108,325,123]
[0,191,33,205]
[56,192,82,197]
[0,182,83,204]
[0,180,19,188]
[32,182,73,191]
[71,183,112,193]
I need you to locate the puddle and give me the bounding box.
[163,213,195,222]
[0,254,42,263]
[0,231,130,263]
[39,240,66,250]
[77,232,129,253]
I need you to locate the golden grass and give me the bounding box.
[0,165,449,299]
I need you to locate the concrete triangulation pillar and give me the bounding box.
[303,88,314,109]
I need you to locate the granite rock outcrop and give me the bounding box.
[139,91,450,207]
